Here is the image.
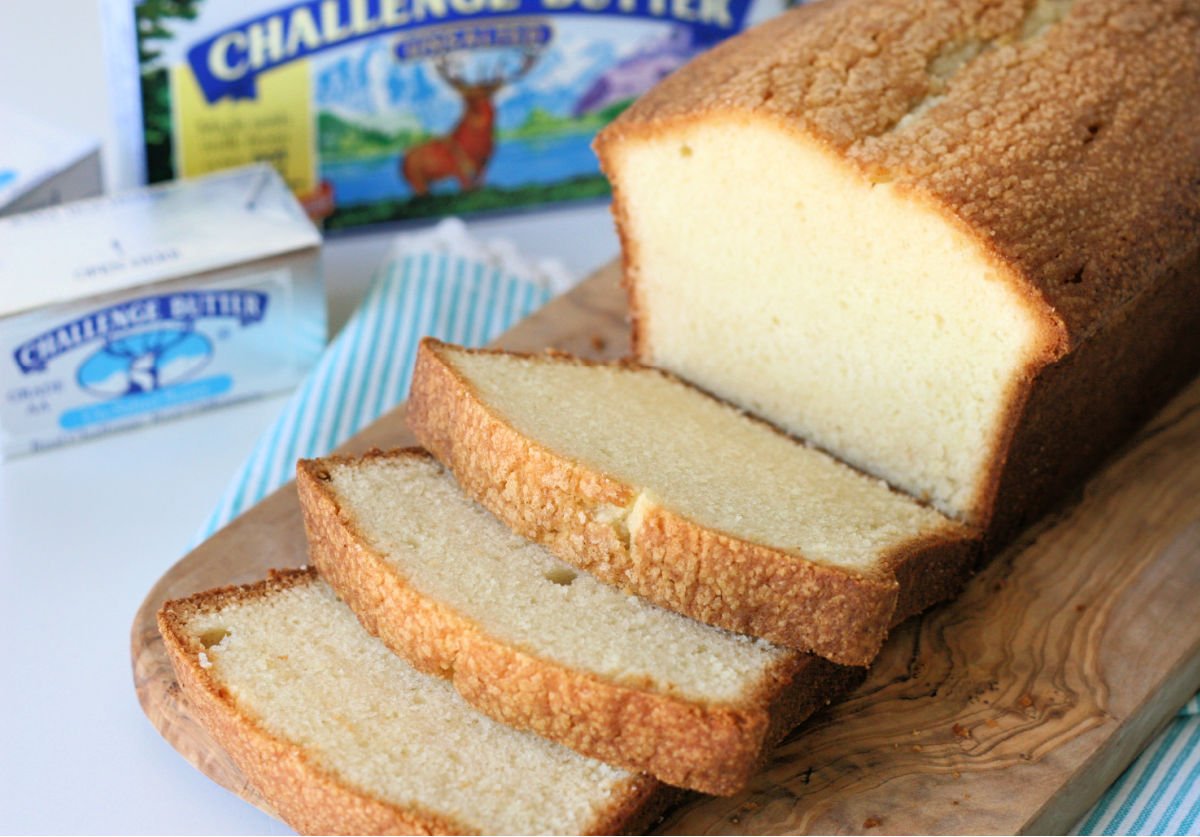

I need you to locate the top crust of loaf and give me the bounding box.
[596,0,1200,353]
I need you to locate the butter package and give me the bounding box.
[0,165,324,459]
[108,0,788,229]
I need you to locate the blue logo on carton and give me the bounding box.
[13,290,268,431]
[76,327,213,397]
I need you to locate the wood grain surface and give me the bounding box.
[131,261,1200,835]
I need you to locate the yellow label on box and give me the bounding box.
[172,61,316,195]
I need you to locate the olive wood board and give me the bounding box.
[132,260,1200,835]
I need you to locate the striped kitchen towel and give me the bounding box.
[192,218,565,545]
[192,220,1200,836]
[1074,694,1200,835]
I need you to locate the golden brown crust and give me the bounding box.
[406,338,979,666]
[985,244,1200,545]
[882,529,979,624]
[297,449,849,795]
[156,569,475,835]
[628,502,897,661]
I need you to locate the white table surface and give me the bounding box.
[0,207,618,834]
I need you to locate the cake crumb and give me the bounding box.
[590,334,607,352]
[863,816,882,829]
[952,722,970,739]
[1018,694,1034,708]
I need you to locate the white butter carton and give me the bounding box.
[0,165,324,458]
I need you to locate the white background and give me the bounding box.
[0,1,617,832]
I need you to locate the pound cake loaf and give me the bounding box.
[297,449,859,795]
[157,569,673,835]
[407,339,978,666]
[596,0,1200,536]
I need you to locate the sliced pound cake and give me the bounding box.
[157,569,672,835]
[296,449,860,795]
[407,339,979,666]
[595,0,1200,536]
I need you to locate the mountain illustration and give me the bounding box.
[310,23,668,138]
[573,27,698,116]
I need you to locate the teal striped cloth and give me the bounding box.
[193,236,551,544]
[194,230,1199,835]
[1075,695,1200,835]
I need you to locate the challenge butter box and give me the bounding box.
[110,0,787,230]
[0,165,324,459]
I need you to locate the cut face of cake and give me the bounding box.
[605,115,1050,524]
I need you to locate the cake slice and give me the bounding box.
[595,0,1200,537]
[296,449,859,795]
[157,569,673,835]
[407,339,979,666]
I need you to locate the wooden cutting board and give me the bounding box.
[131,260,1200,835]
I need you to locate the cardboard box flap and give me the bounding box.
[0,105,100,210]
[0,165,320,318]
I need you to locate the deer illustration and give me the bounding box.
[401,48,542,197]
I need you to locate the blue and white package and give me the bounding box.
[0,165,325,458]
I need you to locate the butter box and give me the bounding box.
[0,165,325,459]
[109,0,788,230]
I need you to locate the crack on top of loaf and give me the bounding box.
[595,492,661,555]
[890,0,1077,134]
[594,498,637,551]
[1018,0,1076,40]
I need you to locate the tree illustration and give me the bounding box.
[137,0,202,182]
